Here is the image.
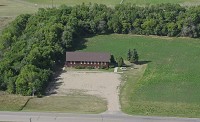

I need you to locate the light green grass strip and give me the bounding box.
[23,95,107,114]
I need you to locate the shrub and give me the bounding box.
[75,65,85,69]
[87,66,94,69]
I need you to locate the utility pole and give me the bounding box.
[32,87,36,97]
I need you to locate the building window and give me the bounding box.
[94,62,96,64]
[70,62,72,64]
[97,62,99,64]
[74,62,76,64]
[84,62,86,64]
[105,62,107,65]
[87,62,89,64]
[91,62,93,64]
[80,62,82,64]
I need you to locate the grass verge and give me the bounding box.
[0,92,30,111]
[0,91,106,113]
[120,64,147,113]
[22,95,107,114]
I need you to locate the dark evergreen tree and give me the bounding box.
[130,52,134,63]
[133,49,139,64]
[110,55,116,64]
[127,49,131,61]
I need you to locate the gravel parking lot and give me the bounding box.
[49,71,122,113]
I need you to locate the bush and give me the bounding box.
[86,66,94,69]
[75,65,85,69]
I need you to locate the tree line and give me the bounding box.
[0,3,200,95]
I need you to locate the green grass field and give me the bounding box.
[0,0,38,16]
[124,0,200,5]
[23,95,107,113]
[0,0,199,17]
[24,0,200,6]
[81,34,200,117]
[0,92,30,111]
[0,92,106,113]
[24,0,120,6]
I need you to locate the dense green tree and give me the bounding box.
[130,55,134,63]
[133,49,139,64]
[62,26,73,49]
[110,55,116,64]
[127,49,131,61]
[117,57,124,67]
[16,65,50,95]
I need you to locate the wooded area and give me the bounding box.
[0,3,200,95]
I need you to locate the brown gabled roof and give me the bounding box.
[66,52,110,62]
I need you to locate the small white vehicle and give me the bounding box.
[120,67,127,71]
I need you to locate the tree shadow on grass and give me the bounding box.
[72,33,113,51]
[73,37,88,51]
[137,60,152,65]
[45,64,66,96]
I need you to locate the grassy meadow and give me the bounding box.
[0,0,199,18]
[24,0,120,6]
[0,0,38,31]
[0,0,198,18]
[24,0,200,6]
[0,0,38,16]
[81,34,200,117]
[124,0,200,5]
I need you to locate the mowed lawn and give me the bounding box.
[0,92,30,111]
[81,34,200,117]
[24,0,200,6]
[0,92,106,113]
[23,95,107,113]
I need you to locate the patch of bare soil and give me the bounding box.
[48,71,122,113]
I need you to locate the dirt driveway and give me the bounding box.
[49,71,122,113]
